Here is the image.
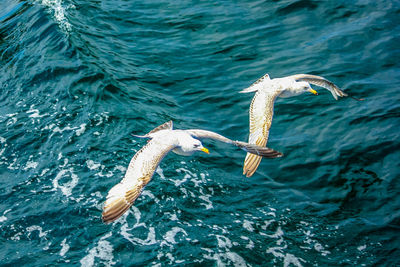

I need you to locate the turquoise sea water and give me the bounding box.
[1,0,400,265]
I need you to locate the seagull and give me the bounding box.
[102,120,282,223]
[240,73,363,177]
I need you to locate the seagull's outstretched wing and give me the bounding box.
[186,129,283,158]
[243,89,282,177]
[288,74,347,100]
[102,139,175,223]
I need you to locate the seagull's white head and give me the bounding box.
[280,80,318,98]
[173,133,209,156]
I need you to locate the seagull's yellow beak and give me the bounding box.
[308,88,318,95]
[200,147,209,154]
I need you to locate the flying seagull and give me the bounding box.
[102,120,282,223]
[240,73,363,177]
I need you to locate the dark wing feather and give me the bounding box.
[186,129,282,158]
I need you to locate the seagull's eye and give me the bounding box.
[193,144,200,148]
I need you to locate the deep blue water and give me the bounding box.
[1,0,400,265]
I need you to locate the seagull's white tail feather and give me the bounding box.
[132,120,174,139]
[131,134,150,139]
[148,120,173,134]
[240,73,270,93]
[240,86,259,93]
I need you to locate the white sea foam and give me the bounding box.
[179,187,188,198]
[265,226,305,267]
[173,172,189,187]
[141,190,158,203]
[7,117,17,126]
[266,211,276,217]
[216,235,233,249]
[114,165,126,173]
[240,236,254,250]
[155,166,165,179]
[302,225,331,256]
[183,169,206,188]
[37,0,73,34]
[27,106,48,119]
[6,113,17,127]
[87,159,115,178]
[7,158,19,170]
[242,220,254,232]
[165,211,179,221]
[26,225,49,238]
[24,160,38,170]
[60,158,68,168]
[314,243,330,256]
[11,230,23,241]
[0,137,7,159]
[52,125,77,134]
[0,209,10,223]
[261,219,275,230]
[93,112,109,126]
[53,168,79,197]
[283,253,305,267]
[96,169,113,178]
[357,244,367,251]
[201,247,247,267]
[198,194,213,210]
[266,245,286,259]
[86,160,101,170]
[75,123,86,136]
[162,253,175,263]
[161,227,188,247]
[176,168,209,187]
[59,238,70,257]
[119,206,157,246]
[80,232,115,267]
[200,172,207,181]
[175,168,213,209]
[225,252,247,267]
[27,109,40,118]
[49,123,87,138]
[121,224,157,246]
[267,226,284,240]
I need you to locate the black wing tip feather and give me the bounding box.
[350,95,365,101]
[235,141,283,158]
[254,147,283,158]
